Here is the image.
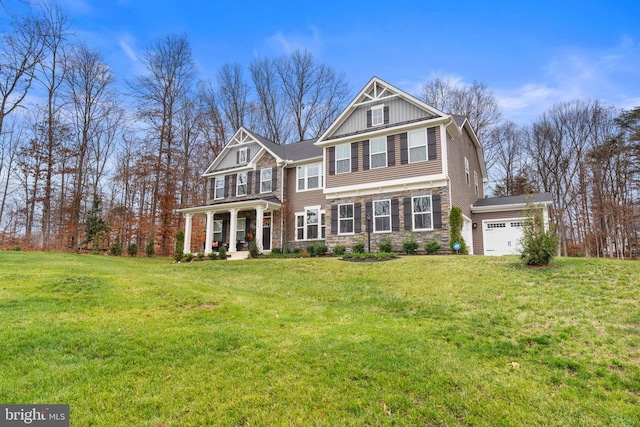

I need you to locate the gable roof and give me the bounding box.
[316,76,447,145]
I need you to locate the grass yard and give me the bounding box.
[0,252,639,426]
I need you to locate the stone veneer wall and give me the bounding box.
[325,186,451,253]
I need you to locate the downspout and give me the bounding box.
[278,160,288,251]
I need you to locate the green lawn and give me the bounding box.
[0,252,638,426]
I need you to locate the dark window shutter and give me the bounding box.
[391,198,400,231]
[328,147,335,175]
[209,178,215,200]
[271,168,277,192]
[224,176,229,198]
[247,171,253,195]
[222,220,228,243]
[351,142,358,172]
[230,174,237,197]
[354,203,362,233]
[331,205,338,234]
[366,110,372,128]
[403,197,412,230]
[253,170,262,194]
[245,217,251,236]
[365,201,372,232]
[432,195,442,229]
[236,151,240,164]
[427,127,437,160]
[400,132,408,165]
[383,106,389,124]
[362,140,370,170]
[387,135,396,166]
[246,149,251,162]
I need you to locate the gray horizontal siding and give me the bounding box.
[326,128,442,189]
[213,142,261,171]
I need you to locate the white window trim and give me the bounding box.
[408,129,427,163]
[296,162,323,192]
[412,195,434,231]
[236,217,246,242]
[214,176,225,200]
[474,171,479,195]
[237,172,247,196]
[465,157,470,186]
[260,167,272,193]
[373,199,391,233]
[335,143,351,174]
[369,136,387,169]
[238,147,248,164]
[295,206,325,241]
[338,203,355,235]
[371,104,384,126]
[213,220,223,241]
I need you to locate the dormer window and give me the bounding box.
[237,147,248,164]
[371,105,384,126]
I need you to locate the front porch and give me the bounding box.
[177,199,282,255]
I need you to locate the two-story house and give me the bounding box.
[178,77,551,256]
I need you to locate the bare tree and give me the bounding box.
[489,121,532,196]
[129,33,196,255]
[64,44,117,249]
[0,10,46,138]
[275,50,349,141]
[34,2,71,249]
[216,63,249,135]
[250,56,290,144]
[421,78,501,172]
[196,80,227,157]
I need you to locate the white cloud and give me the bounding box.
[264,26,323,55]
[496,36,640,122]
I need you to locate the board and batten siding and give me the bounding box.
[332,97,432,138]
[326,127,442,189]
[447,127,484,218]
[212,141,261,171]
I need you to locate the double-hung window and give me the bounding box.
[370,136,387,169]
[261,168,272,193]
[295,208,325,240]
[214,176,225,200]
[238,147,248,164]
[408,129,427,163]
[465,157,470,186]
[474,171,479,195]
[213,220,222,242]
[336,143,351,174]
[371,105,384,126]
[412,196,433,230]
[297,163,322,191]
[237,172,247,196]
[236,218,246,242]
[373,200,391,232]
[339,203,354,234]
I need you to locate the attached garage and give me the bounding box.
[482,218,525,255]
[471,193,553,256]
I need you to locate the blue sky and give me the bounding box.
[13,0,640,123]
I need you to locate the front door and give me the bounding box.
[262,214,272,251]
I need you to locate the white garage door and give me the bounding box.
[483,219,524,255]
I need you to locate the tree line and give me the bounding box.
[1,1,638,257]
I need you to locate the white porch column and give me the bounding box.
[228,208,238,252]
[255,205,264,251]
[204,211,214,254]
[183,213,193,254]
